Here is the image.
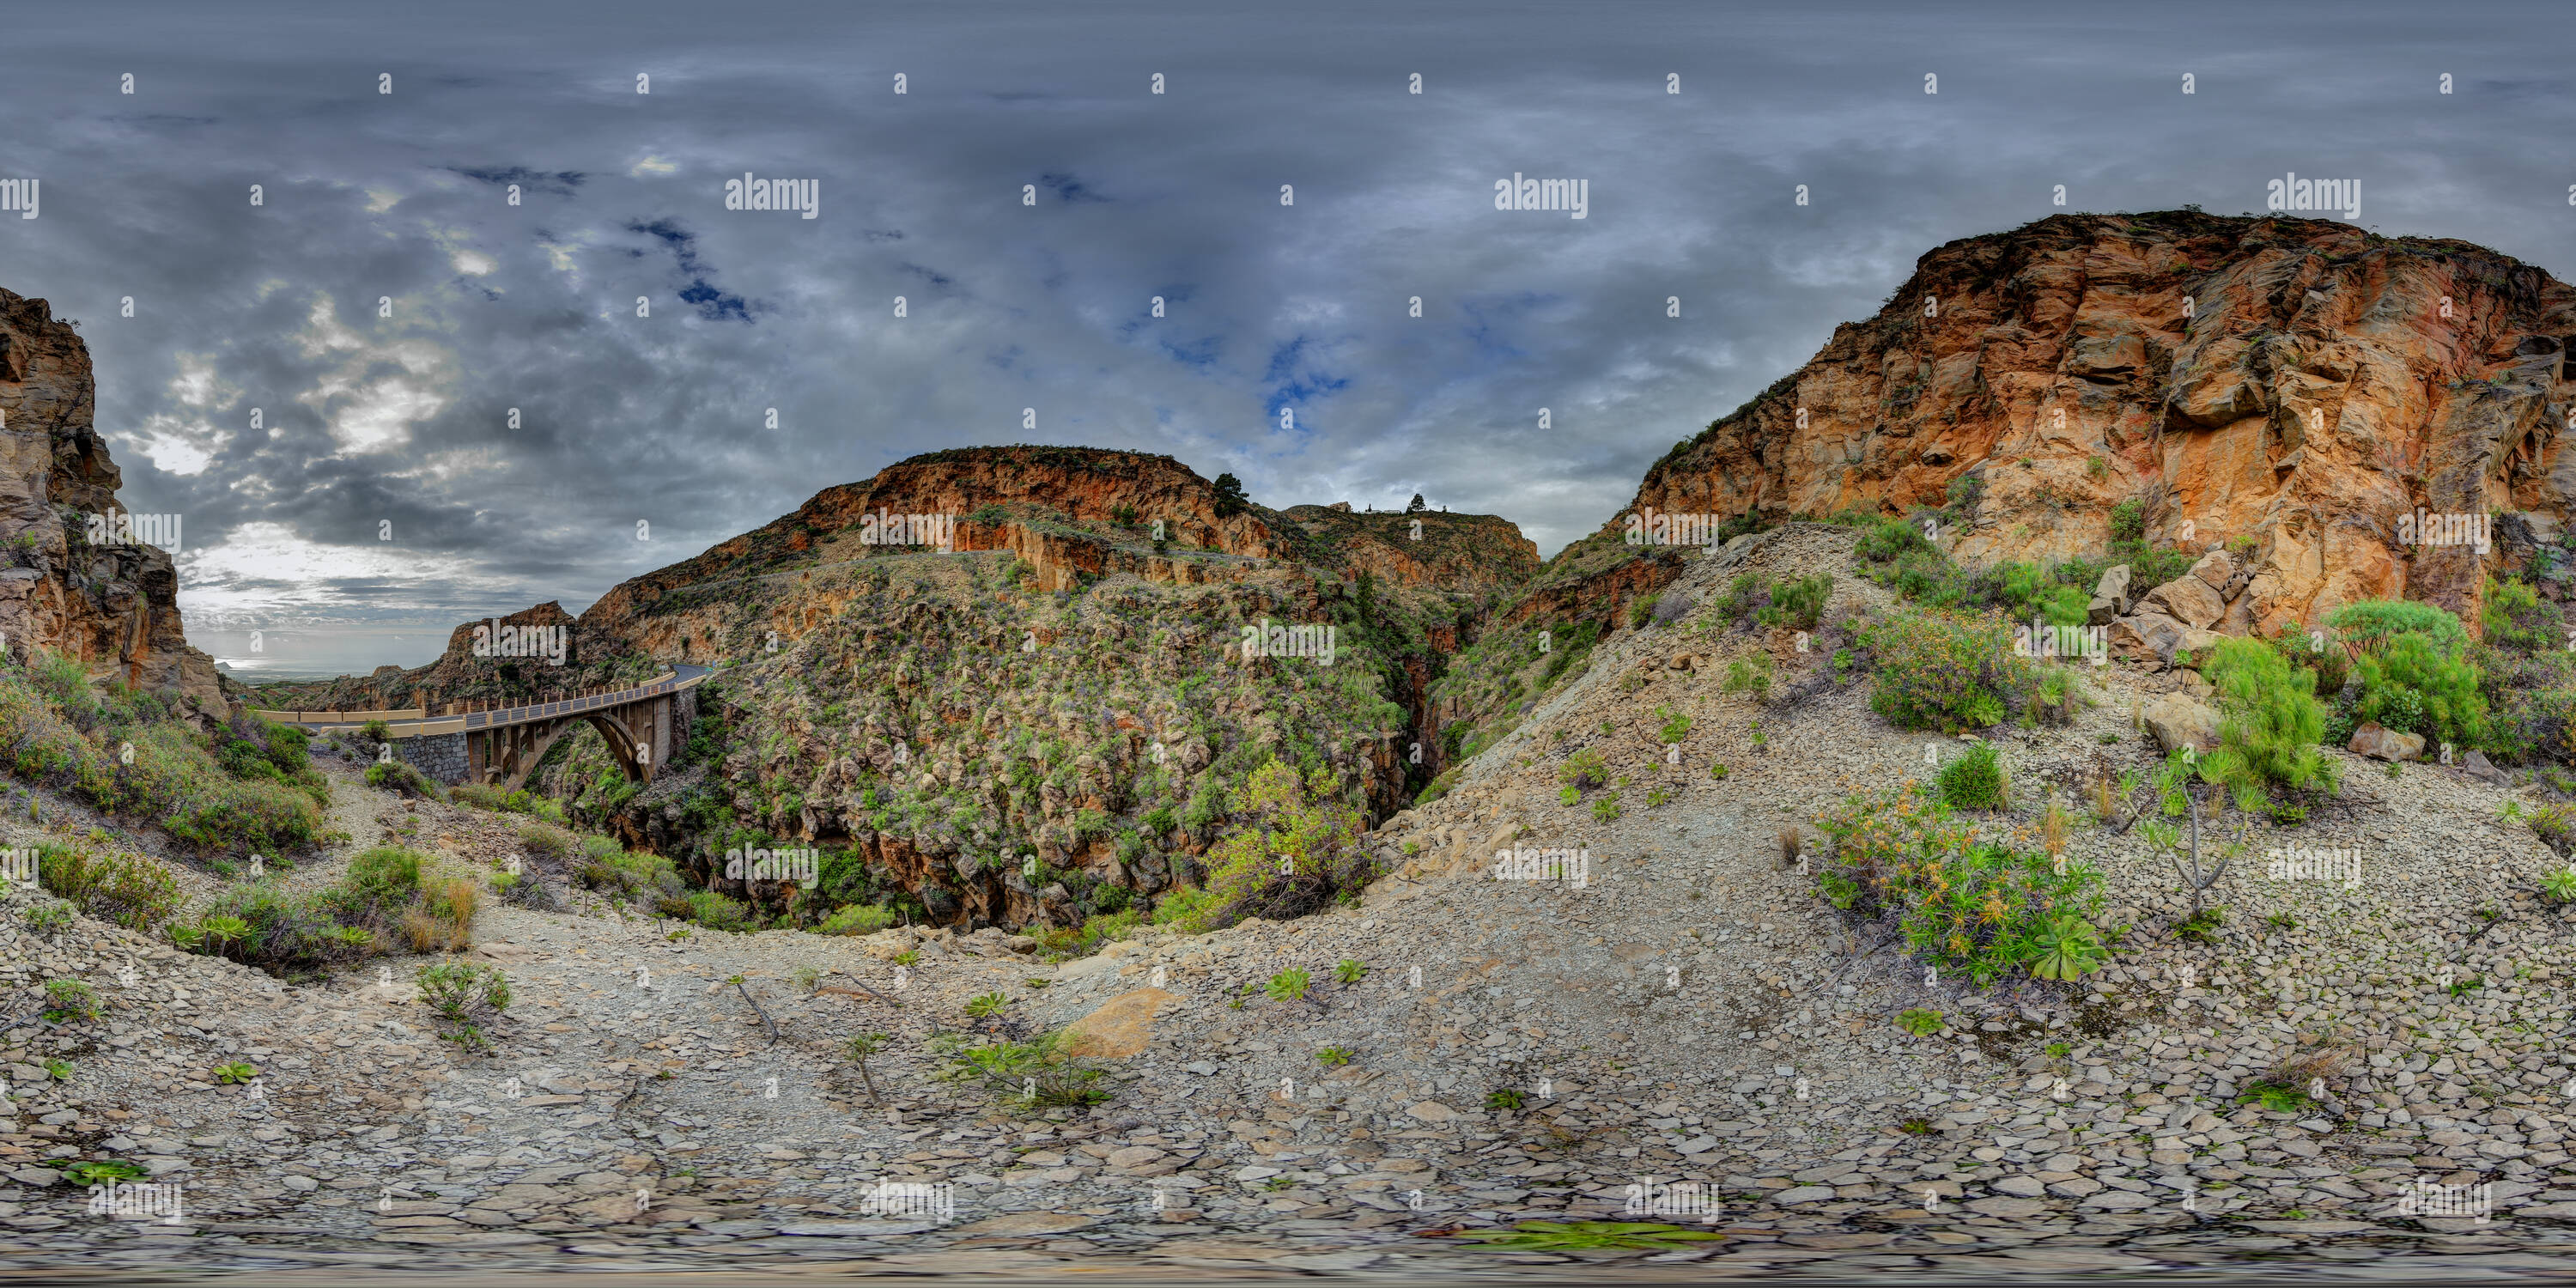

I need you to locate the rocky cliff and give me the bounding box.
[572,447,1535,668]
[1630,211,2576,635]
[0,287,225,724]
[263,447,1546,933]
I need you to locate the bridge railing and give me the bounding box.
[255,667,707,732]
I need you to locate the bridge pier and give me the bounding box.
[463,692,677,791]
[398,732,471,785]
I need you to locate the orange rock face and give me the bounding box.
[1626,211,2576,635]
[578,447,1539,664]
[0,289,225,724]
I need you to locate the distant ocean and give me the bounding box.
[187,627,447,685]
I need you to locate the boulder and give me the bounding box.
[2143,693,2221,755]
[2187,549,2237,592]
[1060,987,1177,1059]
[2348,722,2424,762]
[2093,564,2133,614]
[2459,750,2512,787]
[2141,574,2226,629]
[2086,596,2117,627]
[2168,361,2267,428]
[2176,627,2224,665]
[2109,613,2186,669]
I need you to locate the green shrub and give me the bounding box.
[1759,574,1832,630]
[2196,637,2338,808]
[1864,609,2032,732]
[1154,758,1372,934]
[1722,653,1773,700]
[930,1028,1109,1109]
[819,902,897,936]
[185,884,371,972]
[2530,803,2576,856]
[180,846,440,972]
[1857,517,1934,563]
[35,841,179,931]
[2543,866,2576,905]
[1539,620,1602,686]
[685,890,750,933]
[1030,906,1145,957]
[1937,744,2005,810]
[0,661,324,853]
[1413,766,1462,807]
[1998,563,2089,628]
[1559,747,1609,793]
[42,978,100,1024]
[364,759,445,801]
[2108,498,2148,544]
[342,848,423,903]
[2354,631,2488,750]
[2482,576,2561,653]
[519,823,573,862]
[2329,599,2468,659]
[1720,572,1767,620]
[1813,781,2105,987]
[1655,704,1691,744]
[416,961,511,1053]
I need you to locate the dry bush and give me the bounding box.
[1777,827,1801,869]
[2267,1042,2356,1090]
[398,878,478,952]
[398,908,441,954]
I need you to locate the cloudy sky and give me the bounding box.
[5,0,2571,672]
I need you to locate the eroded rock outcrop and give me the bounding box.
[1629,211,2576,635]
[0,288,224,725]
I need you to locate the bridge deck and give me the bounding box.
[253,665,713,737]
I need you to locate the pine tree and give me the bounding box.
[1212,472,1249,518]
[1406,493,1426,513]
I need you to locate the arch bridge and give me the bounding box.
[252,664,712,790]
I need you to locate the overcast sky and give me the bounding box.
[4,0,2571,668]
